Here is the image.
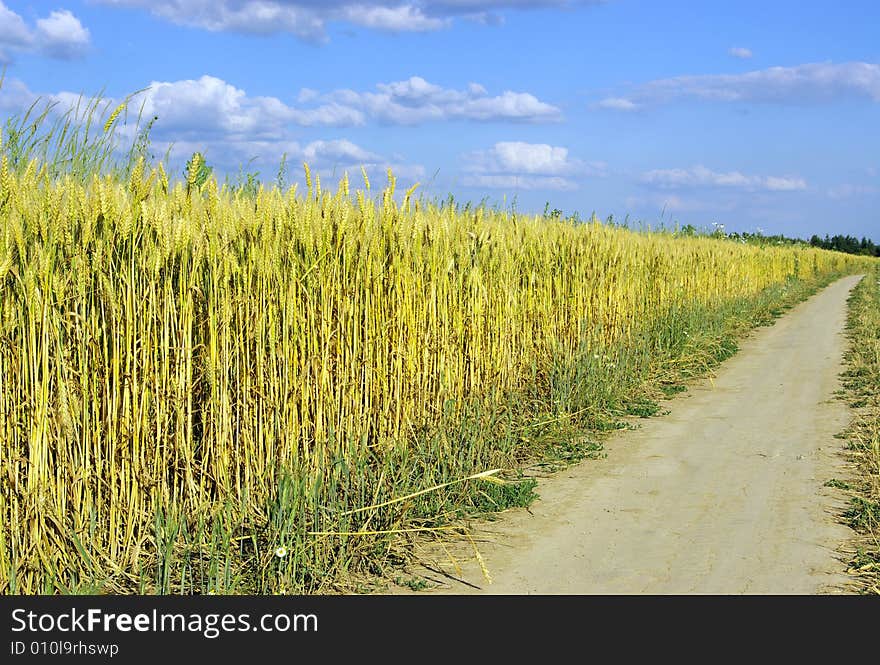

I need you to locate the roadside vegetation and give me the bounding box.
[1,87,876,594]
[837,266,880,593]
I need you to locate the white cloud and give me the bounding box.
[467,141,573,175]
[138,76,292,137]
[827,184,879,199]
[130,75,556,131]
[728,47,752,59]
[0,74,422,186]
[595,61,880,110]
[462,141,590,190]
[291,103,367,126]
[2,73,555,136]
[463,91,560,121]
[0,2,32,48]
[642,165,806,192]
[106,0,327,39]
[762,176,807,191]
[593,97,639,111]
[124,76,364,136]
[320,76,561,124]
[377,76,447,100]
[35,10,91,58]
[0,2,91,61]
[301,138,378,164]
[340,5,449,31]
[94,1,604,39]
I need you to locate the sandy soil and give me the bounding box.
[404,275,862,594]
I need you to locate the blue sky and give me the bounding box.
[1,1,878,239]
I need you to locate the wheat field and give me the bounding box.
[0,102,875,593]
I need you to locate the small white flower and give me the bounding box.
[593,354,600,359]
[275,546,288,559]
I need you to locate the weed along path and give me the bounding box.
[409,275,863,594]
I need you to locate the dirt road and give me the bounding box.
[413,275,862,594]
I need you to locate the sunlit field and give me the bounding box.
[1,95,875,594]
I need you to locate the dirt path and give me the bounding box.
[409,275,862,594]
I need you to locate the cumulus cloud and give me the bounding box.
[309,76,561,124]
[35,10,91,58]
[95,1,604,40]
[728,46,752,59]
[2,73,556,137]
[14,75,351,146]
[595,61,880,110]
[461,141,594,190]
[130,76,367,138]
[0,2,91,61]
[0,75,422,186]
[641,165,806,192]
[0,3,32,49]
[126,75,557,131]
[467,141,573,175]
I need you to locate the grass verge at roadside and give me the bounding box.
[836,267,880,593]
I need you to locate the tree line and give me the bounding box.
[808,234,880,257]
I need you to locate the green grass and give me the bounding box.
[836,266,880,594]
[660,383,688,398]
[468,477,539,515]
[395,575,431,591]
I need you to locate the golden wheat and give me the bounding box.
[0,163,874,593]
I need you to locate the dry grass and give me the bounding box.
[838,267,880,593]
